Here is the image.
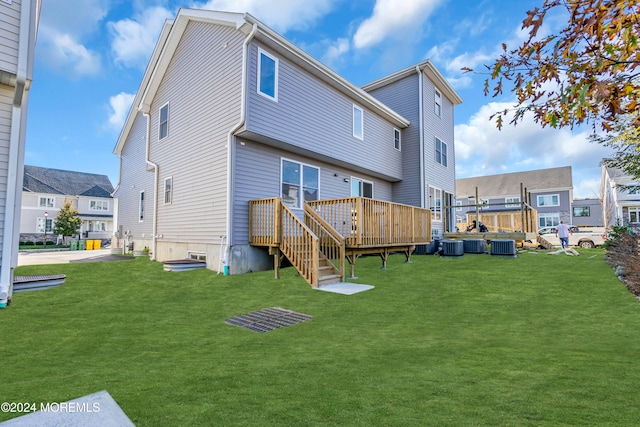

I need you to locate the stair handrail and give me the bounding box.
[304,203,346,281]
[280,202,319,287]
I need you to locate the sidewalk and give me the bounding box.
[18,249,130,266]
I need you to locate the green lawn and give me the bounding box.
[2,249,639,426]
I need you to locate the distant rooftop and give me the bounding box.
[457,166,573,198]
[23,165,114,198]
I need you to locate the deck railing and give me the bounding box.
[306,197,432,247]
[304,204,345,281]
[249,197,281,246]
[280,202,319,287]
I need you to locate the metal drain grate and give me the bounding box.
[225,307,312,333]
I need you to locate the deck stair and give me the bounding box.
[250,197,433,288]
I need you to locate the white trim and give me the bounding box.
[159,102,169,140]
[435,137,447,167]
[434,89,442,117]
[257,48,278,101]
[429,185,443,222]
[352,104,364,140]
[38,196,55,208]
[280,157,320,209]
[393,128,401,151]
[350,177,374,198]
[89,200,109,211]
[164,176,173,205]
[505,196,520,208]
[537,194,560,207]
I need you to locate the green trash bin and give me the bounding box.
[79,240,86,250]
[70,240,79,251]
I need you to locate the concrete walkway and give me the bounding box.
[18,249,131,266]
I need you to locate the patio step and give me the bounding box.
[318,273,342,286]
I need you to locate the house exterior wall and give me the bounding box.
[601,167,640,228]
[245,41,403,182]
[116,21,245,265]
[571,198,603,227]
[20,192,114,241]
[366,73,421,206]
[530,190,572,225]
[113,111,154,249]
[0,86,11,256]
[232,138,394,246]
[0,0,21,74]
[422,74,456,237]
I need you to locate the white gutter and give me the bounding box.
[222,22,258,274]
[0,0,34,308]
[142,111,159,261]
[416,65,425,208]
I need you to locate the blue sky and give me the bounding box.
[26,0,613,198]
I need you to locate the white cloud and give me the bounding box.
[322,38,350,65]
[107,92,136,130]
[36,0,109,75]
[108,6,174,69]
[194,0,337,32]
[353,0,443,49]
[455,101,614,198]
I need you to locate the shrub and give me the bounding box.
[604,227,640,297]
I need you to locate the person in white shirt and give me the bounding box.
[555,221,572,249]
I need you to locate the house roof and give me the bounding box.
[456,166,573,199]
[113,8,412,156]
[23,165,114,198]
[361,59,463,106]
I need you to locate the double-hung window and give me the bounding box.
[351,178,373,198]
[353,105,363,140]
[90,200,109,211]
[537,194,559,207]
[539,213,560,227]
[281,159,319,209]
[435,138,447,166]
[258,48,278,101]
[394,128,401,151]
[429,186,442,221]
[36,217,53,233]
[505,197,520,208]
[629,207,640,223]
[435,90,442,117]
[164,177,173,205]
[39,196,54,208]
[159,103,169,140]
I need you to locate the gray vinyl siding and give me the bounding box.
[532,190,572,222]
[245,41,403,181]
[114,111,154,238]
[233,139,394,244]
[147,21,244,244]
[0,86,11,256]
[365,74,422,206]
[0,0,20,74]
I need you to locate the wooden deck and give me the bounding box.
[249,197,432,287]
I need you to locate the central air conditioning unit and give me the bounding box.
[414,238,441,255]
[441,239,464,257]
[463,239,486,254]
[490,240,517,257]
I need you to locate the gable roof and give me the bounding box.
[113,8,411,156]
[456,166,573,198]
[361,59,463,106]
[23,165,114,198]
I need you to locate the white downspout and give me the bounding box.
[223,22,258,274]
[416,65,425,208]
[142,111,159,261]
[0,0,34,308]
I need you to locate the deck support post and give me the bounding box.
[404,245,415,263]
[269,246,281,279]
[346,252,360,279]
[379,248,390,270]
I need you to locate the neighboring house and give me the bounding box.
[456,166,573,229]
[112,9,461,275]
[0,0,40,308]
[20,165,115,242]
[571,198,603,227]
[601,166,640,229]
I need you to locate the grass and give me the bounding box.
[2,249,640,426]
